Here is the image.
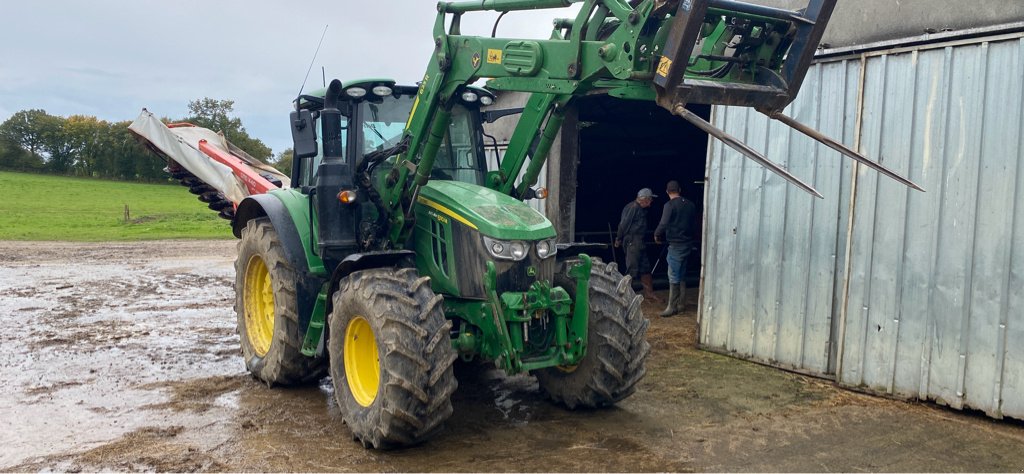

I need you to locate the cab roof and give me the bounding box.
[295,78,495,110]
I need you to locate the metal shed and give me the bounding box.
[700,25,1024,419]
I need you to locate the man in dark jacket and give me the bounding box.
[654,180,696,317]
[615,188,660,302]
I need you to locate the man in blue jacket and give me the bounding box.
[654,180,696,317]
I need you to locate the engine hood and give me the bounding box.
[417,181,555,241]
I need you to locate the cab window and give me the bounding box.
[431,106,486,185]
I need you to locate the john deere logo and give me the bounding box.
[472,52,481,69]
[527,266,537,277]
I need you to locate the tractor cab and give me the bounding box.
[292,79,493,187]
[289,79,495,264]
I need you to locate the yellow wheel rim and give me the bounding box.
[344,316,380,407]
[556,364,579,374]
[244,255,275,357]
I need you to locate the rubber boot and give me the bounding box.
[677,283,687,313]
[641,274,662,303]
[659,285,678,317]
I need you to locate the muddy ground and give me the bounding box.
[1,240,1023,472]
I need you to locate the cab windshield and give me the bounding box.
[361,96,413,154]
[361,99,487,186]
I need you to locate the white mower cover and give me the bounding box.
[129,109,286,204]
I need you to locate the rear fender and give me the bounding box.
[555,243,608,262]
[233,194,327,334]
[232,192,323,274]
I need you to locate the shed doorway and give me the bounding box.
[572,95,710,289]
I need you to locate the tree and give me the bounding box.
[37,114,77,174]
[273,148,293,175]
[184,98,272,161]
[186,98,240,134]
[0,109,51,161]
[0,135,43,171]
[63,115,110,177]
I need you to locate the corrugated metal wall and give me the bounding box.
[701,59,860,374]
[702,32,1024,419]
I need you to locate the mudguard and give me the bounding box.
[327,250,417,299]
[233,194,326,333]
[233,195,308,271]
[556,243,608,262]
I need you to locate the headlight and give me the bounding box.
[346,87,367,98]
[479,95,494,106]
[510,241,527,260]
[535,238,557,259]
[483,236,528,261]
[461,91,479,102]
[372,85,393,96]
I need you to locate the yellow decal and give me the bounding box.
[406,73,429,129]
[405,95,421,129]
[418,73,429,95]
[417,196,477,230]
[656,56,672,77]
[427,210,449,225]
[486,49,503,64]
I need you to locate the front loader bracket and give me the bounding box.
[654,0,836,113]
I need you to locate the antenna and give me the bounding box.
[298,25,329,98]
[322,66,326,88]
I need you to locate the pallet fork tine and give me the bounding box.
[762,110,926,192]
[673,106,824,199]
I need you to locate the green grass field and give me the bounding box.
[0,171,235,241]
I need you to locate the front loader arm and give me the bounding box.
[491,92,572,199]
[382,0,922,246]
[381,0,647,246]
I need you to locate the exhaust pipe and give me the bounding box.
[321,79,344,161]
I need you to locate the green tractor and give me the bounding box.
[233,78,647,448]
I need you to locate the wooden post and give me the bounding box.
[124,204,130,224]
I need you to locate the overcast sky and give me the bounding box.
[0,1,581,156]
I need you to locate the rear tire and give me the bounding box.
[235,218,325,386]
[535,257,650,408]
[328,268,458,449]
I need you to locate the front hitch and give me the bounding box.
[482,254,592,374]
[564,253,592,363]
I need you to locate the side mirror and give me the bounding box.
[291,109,318,159]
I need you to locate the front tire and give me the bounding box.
[535,257,650,408]
[235,218,324,385]
[328,268,458,449]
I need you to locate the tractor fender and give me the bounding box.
[232,195,309,274]
[325,250,417,313]
[233,194,328,336]
[555,242,607,262]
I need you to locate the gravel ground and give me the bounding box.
[1,240,1022,472]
